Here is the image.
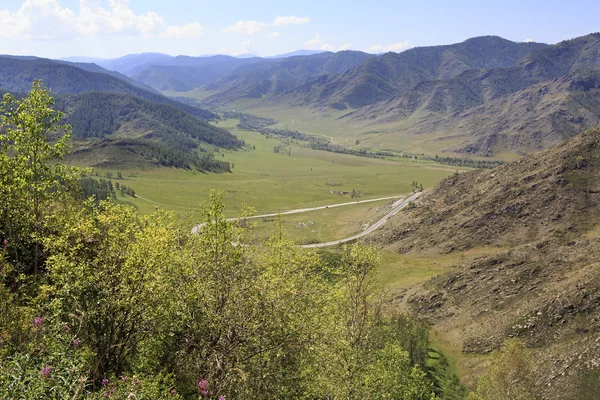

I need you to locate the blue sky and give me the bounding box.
[0,0,598,59]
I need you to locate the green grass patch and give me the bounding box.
[248,199,392,244]
[93,122,460,217]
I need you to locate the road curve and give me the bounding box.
[191,195,407,234]
[300,191,422,248]
[191,192,422,247]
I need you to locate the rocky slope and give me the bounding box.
[284,36,548,108]
[344,34,600,157]
[370,126,600,398]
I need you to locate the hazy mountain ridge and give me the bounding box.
[132,56,264,92]
[200,51,375,106]
[371,126,600,399]
[0,56,216,120]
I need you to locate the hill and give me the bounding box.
[0,56,216,120]
[95,52,174,75]
[132,55,263,92]
[370,126,600,399]
[199,50,374,106]
[345,34,600,157]
[57,92,242,170]
[283,36,549,109]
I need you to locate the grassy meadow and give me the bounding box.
[95,119,461,219]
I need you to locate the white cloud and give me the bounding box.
[161,23,203,39]
[240,39,255,54]
[304,33,334,50]
[338,43,352,51]
[523,38,535,43]
[224,15,309,35]
[272,15,309,26]
[222,20,268,35]
[368,41,411,53]
[265,31,280,38]
[0,0,203,39]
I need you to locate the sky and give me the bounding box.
[0,0,599,59]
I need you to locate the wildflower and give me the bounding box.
[102,378,109,386]
[201,389,209,396]
[170,388,177,395]
[3,238,7,250]
[34,316,45,328]
[40,365,51,378]
[197,379,207,389]
[73,338,81,348]
[218,396,225,400]
[63,324,70,332]
[121,375,128,382]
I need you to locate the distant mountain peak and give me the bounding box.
[269,49,329,59]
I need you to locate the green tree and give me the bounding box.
[468,339,539,400]
[46,202,184,381]
[0,80,79,275]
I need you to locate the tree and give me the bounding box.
[0,80,80,275]
[46,202,183,381]
[468,339,539,400]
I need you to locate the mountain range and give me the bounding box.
[4,32,600,168]
[77,33,600,159]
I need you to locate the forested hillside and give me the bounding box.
[57,92,241,148]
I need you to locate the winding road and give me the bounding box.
[300,191,421,248]
[191,192,422,247]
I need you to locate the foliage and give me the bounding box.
[0,82,446,399]
[0,317,91,400]
[79,177,116,203]
[58,92,242,149]
[468,339,539,400]
[0,80,81,276]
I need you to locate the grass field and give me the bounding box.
[248,198,393,244]
[94,119,461,217]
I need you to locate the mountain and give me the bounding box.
[56,60,161,94]
[58,92,242,170]
[200,50,375,106]
[95,52,174,75]
[60,56,107,64]
[132,55,263,92]
[284,36,549,109]
[0,56,216,120]
[270,50,328,58]
[0,55,243,171]
[57,92,240,148]
[346,34,600,157]
[370,126,600,399]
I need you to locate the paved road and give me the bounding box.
[191,195,406,234]
[300,191,422,248]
